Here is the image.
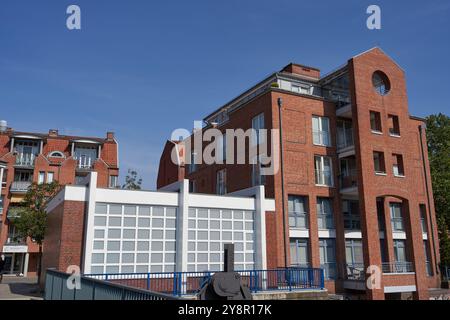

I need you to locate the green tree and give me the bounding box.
[12,181,60,283]
[426,113,450,266]
[122,169,143,190]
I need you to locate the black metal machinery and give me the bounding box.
[198,243,253,300]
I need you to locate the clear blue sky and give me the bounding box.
[1,0,449,189]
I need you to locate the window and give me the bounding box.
[393,240,407,262]
[292,84,310,94]
[345,239,364,267]
[312,116,331,146]
[290,239,309,267]
[376,199,386,231]
[370,111,382,132]
[189,180,197,193]
[343,200,360,230]
[109,175,119,188]
[251,113,265,146]
[216,169,226,195]
[14,170,32,182]
[423,240,432,276]
[47,172,54,183]
[392,154,405,176]
[219,133,227,163]
[319,239,336,279]
[288,195,308,229]
[48,151,64,158]
[390,203,404,231]
[188,151,197,173]
[0,195,3,214]
[373,151,386,174]
[38,172,45,184]
[388,115,400,136]
[317,197,334,229]
[372,71,391,95]
[380,239,388,263]
[251,159,266,186]
[314,155,333,186]
[337,119,354,149]
[420,204,427,233]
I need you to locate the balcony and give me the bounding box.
[337,129,355,157]
[75,157,95,171]
[15,153,35,168]
[344,263,366,280]
[7,206,27,219]
[10,181,32,193]
[339,172,358,196]
[382,262,414,274]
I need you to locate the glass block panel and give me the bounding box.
[124,205,136,215]
[165,253,175,263]
[105,265,119,273]
[222,221,232,230]
[94,229,105,239]
[235,242,244,251]
[235,253,244,262]
[164,265,175,272]
[153,207,164,216]
[109,204,122,215]
[188,208,196,217]
[93,241,104,250]
[109,217,121,227]
[152,218,164,228]
[139,206,151,216]
[151,253,163,263]
[166,241,176,251]
[198,231,208,240]
[151,265,163,273]
[222,210,232,219]
[234,221,243,230]
[121,265,134,273]
[108,229,121,238]
[245,211,254,220]
[210,264,221,272]
[122,253,134,263]
[235,264,244,270]
[210,242,220,251]
[138,229,150,239]
[245,253,254,262]
[166,219,176,228]
[197,264,208,271]
[122,241,135,251]
[197,242,208,251]
[188,253,195,262]
[210,209,220,219]
[245,222,253,230]
[92,253,104,264]
[123,229,136,239]
[95,203,107,214]
[94,216,107,227]
[107,253,120,263]
[152,230,163,239]
[234,211,243,219]
[91,266,104,274]
[188,220,196,228]
[210,231,220,240]
[198,209,208,218]
[198,220,208,229]
[188,242,195,251]
[234,232,243,240]
[210,220,220,229]
[210,253,220,262]
[222,231,232,240]
[165,230,176,240]
[166,207,177,217]
[246,233,253,241]
[188,231,196,240]
[152,241,163,251]
[107,241,120,251]
[136,265,148,273]
[137,241,149,251]
[138,218,150,228]
[246,242,254,250]
[197,253,208,262]
[187,264,195,272]
[124,217,136,227]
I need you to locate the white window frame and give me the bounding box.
[38,172,45,185]
[251,113,265,146]
[47,172,54,183]
[312,116,331,147]
[314,155,333,187]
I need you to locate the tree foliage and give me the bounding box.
[122,169,142,190]
[426,113,450,266]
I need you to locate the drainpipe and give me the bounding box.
[278,97,288,268]
[418,124,439,274]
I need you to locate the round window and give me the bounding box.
[372,71,390,95]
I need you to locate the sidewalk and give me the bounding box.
[0,276,43,300]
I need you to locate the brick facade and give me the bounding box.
[157,48,441,299]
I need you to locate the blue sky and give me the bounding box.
[1,0,449,189]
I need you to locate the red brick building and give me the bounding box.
[0,122,119,276]
[157,48,441,299]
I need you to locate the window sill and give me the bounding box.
[315,184,334,188]
[389,133,401,138]
[313,143,332,148]
[371,130,383,135]
[375,172,387,176]
[394,174,405,178]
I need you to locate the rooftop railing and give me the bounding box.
[382,262,414,273]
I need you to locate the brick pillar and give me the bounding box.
[333,196,347,284]
[308,196,320,268]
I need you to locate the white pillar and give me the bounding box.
[39,140,44,154]
[0,166,4,190]
[71,143,75,157]
[98,145,102,159]
[10,138,14,153]
[82,172,98,274]
[254,185,268,290]
[175,179,189,294]
[23,253,29,277]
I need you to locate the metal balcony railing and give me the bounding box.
[382,262,414,273]
[343,263,366,280]
[15,153,35,167]
[339,171,358,190]
[337,128,354,150]
[75,157,95,169]
[10,181,32,193]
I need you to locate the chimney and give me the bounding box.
[211,122,218,128]
[106,132,115,141]
[281,63,320,80]
[48,129,59,137]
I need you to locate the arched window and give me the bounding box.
[372,71,391,96]
[48,151,65,158]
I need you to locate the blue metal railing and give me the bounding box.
[44,269,179,300]
[85,267,325,297]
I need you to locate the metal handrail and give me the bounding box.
[382,262,414,273]
[15,153,35,166]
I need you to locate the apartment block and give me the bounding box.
[0,122,119,276]
[157,48,441,299]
